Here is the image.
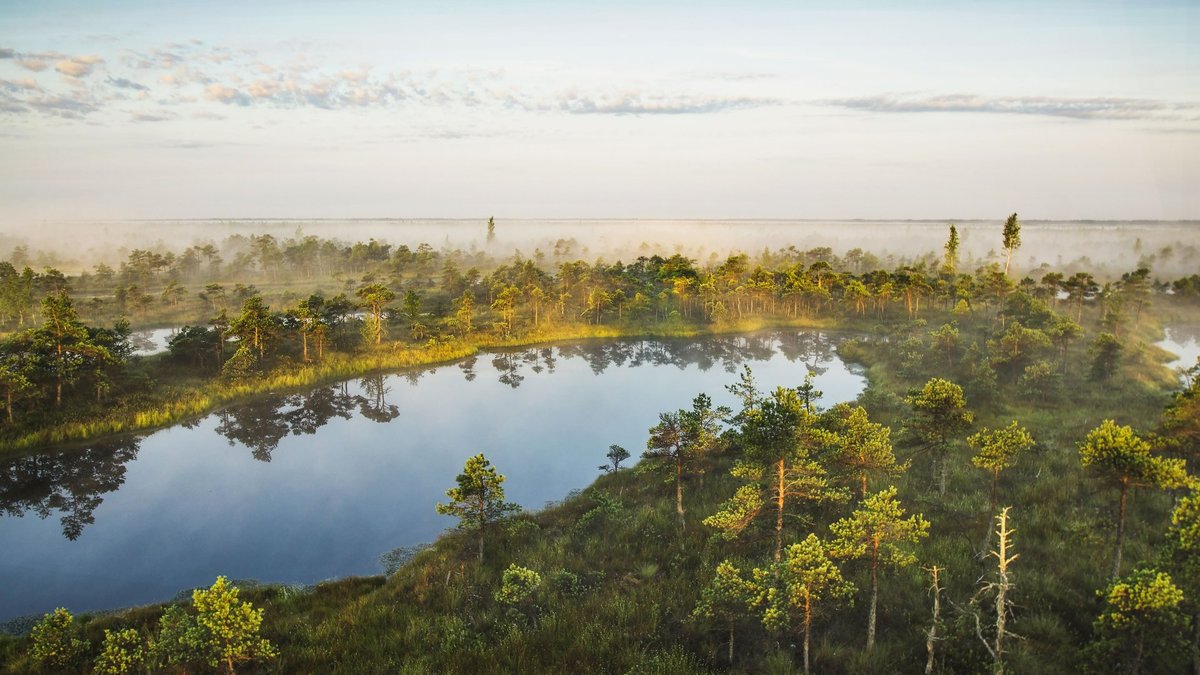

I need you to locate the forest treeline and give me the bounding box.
[2,219,1199,452]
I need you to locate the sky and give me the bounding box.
[0,0,1197,223]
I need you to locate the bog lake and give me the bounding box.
[0,331,866,623]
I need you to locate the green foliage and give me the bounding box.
[751,534,854,673]
[704,483,765,540]
[1172,489,1200,552]
[970,419,1035,523]
[1089,569,1187,674]
[1088,332,1122,381]
[1002,213,1022,274]
[928,322,961,367]
[1079,420,1189,492]
[969,421,1035,475]
[149,604,205,671]
[1018,360,1060,402]
[28,608,87,671]
[755,535,855,631]
[1159,364,1200,470]
[642,392,729,528]
[6,229,1200,673]
[692,560,756,623]
[829,486,929,569]
[435,453,520,561]
[494,564,542,607]
[903,377,973,494]
[723,386,846,555]
[1079,420,1190,578]
[226,295,276,363]
[823,402,904,497]
[988,320,1051,383]
[355,283,395,345]
[828,486,928,648]
[191,576,278,673]
[93,628,145,675]
[943,224,960,275]
[599,443,630,472]
[690,560,757,663]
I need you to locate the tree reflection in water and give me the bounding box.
[215,384,360,461]
[2,331,849,540]
[0,438,141,540]
[458,356,478,382]
[358,374,400,423]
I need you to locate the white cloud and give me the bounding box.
[16,58,49,72]
[54,55,103,78]
[825,93,1197,122]
[204,83,249,105]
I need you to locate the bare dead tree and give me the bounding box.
[924,565,944,675]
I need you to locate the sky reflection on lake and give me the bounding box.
[0,332,865,623]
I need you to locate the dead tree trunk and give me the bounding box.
[925,565,943,675]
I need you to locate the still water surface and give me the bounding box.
[0,332,865,622]
[1157,325,1200,379]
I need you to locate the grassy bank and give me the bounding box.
[0,316,852,457]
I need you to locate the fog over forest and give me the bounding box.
[3,219,1197,280]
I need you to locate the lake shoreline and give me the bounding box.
[0,317,854,458]
[0,327,868,626]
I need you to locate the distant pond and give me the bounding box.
[0,331,866,623]
[1157,325,1200,381]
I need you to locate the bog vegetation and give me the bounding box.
[1,216,1199,673]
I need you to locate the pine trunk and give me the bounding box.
[939,455,947,497]
[803,596,812,675]
[868,542,879,649]
[1191,607,1199,675]
[925,566,941,674]
[728,622,735,665]
[990,469,999,515]
[775,459,785,561]
[1113,484,1128,580]
[675,457,685,530]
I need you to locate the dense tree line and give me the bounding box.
[2,220,1197,444]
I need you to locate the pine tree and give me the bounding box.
[969,421,1035,515]
[436,453,520,562]
[643,393,727,530]
[709,387,845,559]
[1078,420,1189,579]
[829,486,930,649]
[751,534,855,674]
[1002,213,1021,276]
[1092,569,1186,675]
[903,378,973,496]
[691,560,757,664]
[824,402,906,497]
[943,224,960,275]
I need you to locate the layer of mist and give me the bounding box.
[3,218,1197,279]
